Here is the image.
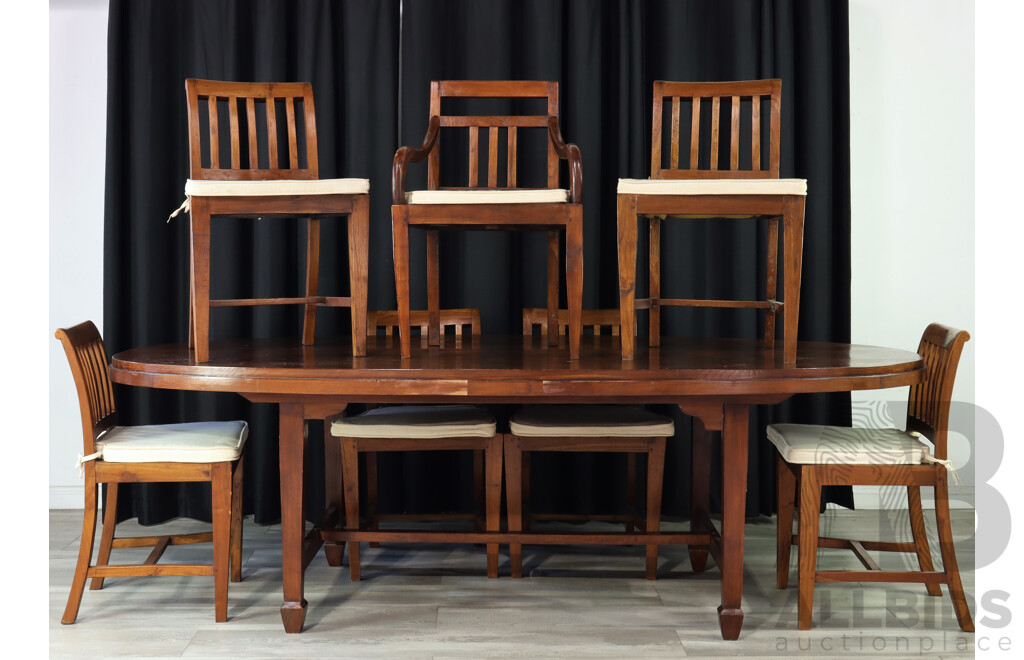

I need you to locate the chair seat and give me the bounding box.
[510,405,675,437]
[97,421,249,463]
[184,178,370,197]
[767,423,932,465]
[331,405,497,439]
[405,189,570,204]
[617,178,807,196]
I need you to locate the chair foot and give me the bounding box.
[689,546,709,572]
[717,606,744,640]
[324,542,345,567]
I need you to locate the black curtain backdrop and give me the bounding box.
[102,0,852,526]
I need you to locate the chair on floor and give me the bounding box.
[770,323,973,631]
[391,79,584,360]
[504,309,674,579]
[616,79,807,362]
[56,321,247,623]
[327,309,502,579]
[180,79,370,362]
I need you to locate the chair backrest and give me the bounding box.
[521,308,626,336]
[651,79,781,180]
[185,79,319,181]
[906,323,971,460]
[368,309,481,337]
[55,321,118,456]
[427,80,560,191]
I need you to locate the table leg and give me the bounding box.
[348,195,369,357]
[718,404,749,640]
[279,402,308,633]
[617,194,638,360]
[190,199,211,363]
[689,416,711,572]
[392,206,412,359]
[565,208,583,361]
[782,195,805,364]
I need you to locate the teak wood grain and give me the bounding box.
[109,335,922,639]
[619,79,804,363]
[391,80,584,360]
[184,79,369,363]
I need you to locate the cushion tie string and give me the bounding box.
[923,454,960,485]
[167,197,191,222]
[76,451,102,478]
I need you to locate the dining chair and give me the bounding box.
[56,321,247,623]
[504,309,674,579]
[769,323,973,631]
[180,79,370,363]
[327,309,502,579]
[391,80,584,360]
[617,80,807,362]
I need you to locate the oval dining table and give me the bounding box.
[109,334,923,639]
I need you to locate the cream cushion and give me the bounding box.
[510,405,675,438]
[405,189,570,204]
[617,178,807,196]
[331,405,497,439]
[767,424,932,465]
[97,421,248,463]
[185,178,370,196]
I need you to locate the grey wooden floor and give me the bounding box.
[49,508,975,658]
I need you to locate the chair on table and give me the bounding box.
[770,323,973,631]
[617,79,807,362]
[180,79,369,363]
[391,79,584,360]
[327,309,502,579]
[504,309,674,579]
[56,321,247,623]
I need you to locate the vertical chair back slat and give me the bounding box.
[228,97,240,169]
[368,309,481,337]
[651,79,782,180]
[507,126,518,187]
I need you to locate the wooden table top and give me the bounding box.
[109,335,922,404]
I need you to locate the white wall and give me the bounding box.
[49,0,109,508]
[47,1,976,509]
[849,0,974,507]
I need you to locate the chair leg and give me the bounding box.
[645,438,666,580]
[797,466,821,630]
[689,416,711,572]
[521,451,532,532]
[565,210,584,361]
[323,416,346,567]
[763,217,779,348]
[90,482,119,590]
[62,472,100,624]
[340,437,362,581]
[776,453,796,589]
[625,453,637,534]
[302,217,320,345]
[616,193,638,360]
[211,462,232,622]
[367,451,380,548]
[546,231,559,347]
[907,485,941,596]
[648,216,661,347]
[934,473,975,632]
[504,434,524,578]
[190,199,212,363]
[348,195,369,357]
[474,449,485,532]
[230,455,244,583]
[392,206,412,359]
[485,435,502,578]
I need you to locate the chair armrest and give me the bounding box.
[392,116,441,205]
[548,117,582,203]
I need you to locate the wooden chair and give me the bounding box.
[182,79,369,362]
[391,80,584,360]
[770,323,973,631]
[617,80,807,362]
[56,321,247,623]
[327,309,502,579]
[504,309,674,579]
